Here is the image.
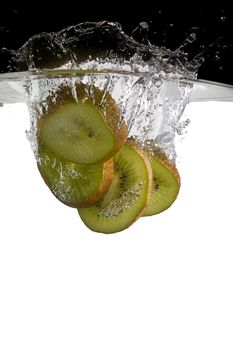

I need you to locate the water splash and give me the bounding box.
[21,21,196,162]
[1,21,199,77]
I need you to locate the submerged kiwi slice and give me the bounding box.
[78,144,152,233]
[37,145,114,208]
[37,83,127,164]
[143,153,180,216]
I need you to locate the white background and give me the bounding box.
[0,101,233,349]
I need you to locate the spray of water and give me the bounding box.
[19,21,197,162]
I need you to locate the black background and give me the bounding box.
[0,5,233,85]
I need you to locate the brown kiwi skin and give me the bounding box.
[36,82,128,161]
[148,141,179,182]
[37,147,114,209]
[127,137,180,214]
[152,153,180,187]
[145,150,181,216]
[144,154,180,217]
[77,157,114,208]
[78,143,153,234]
[126,142,153,221]
[128,137,180,185]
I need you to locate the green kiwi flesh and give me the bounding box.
[143,156,180,216]
[37,145,113,208]
[78,144,151,233]
[38,101,116,164]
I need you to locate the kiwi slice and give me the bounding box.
[143,154,180,216]
[37,83,127,164]
[37,145,114,208]
[78,144,152,233]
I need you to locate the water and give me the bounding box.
[0,21,197,74]
[1,98,233,348]
[24,71,193,161]
[1,18,233,350]
[1,71,233,104]
[0,21,233,163]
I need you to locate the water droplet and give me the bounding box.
[139,22,149,31]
